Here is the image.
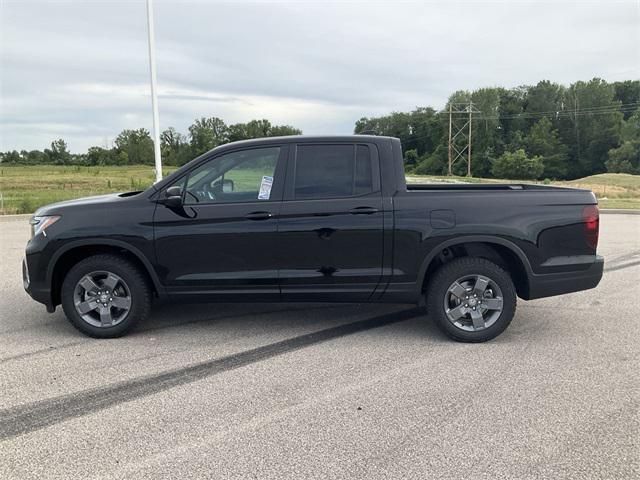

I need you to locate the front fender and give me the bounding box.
[46,238,164,295]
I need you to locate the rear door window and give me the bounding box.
[293,144,375,199]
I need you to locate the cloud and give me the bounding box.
[1,0,638,152]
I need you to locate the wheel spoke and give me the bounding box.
[77,299,99,314]
[79,276,99,294]
[447,304,467,321]
[473,276,489,297]
[102,274,119,291]
[449,282,467,299]
[470,308,485,330]
[111,296,131,311]
[99,306,113,326]
[483,297,503,311]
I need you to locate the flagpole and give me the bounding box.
[146,0,162,182]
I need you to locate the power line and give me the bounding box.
[437,102,639,121]
[475,107,638,121]
[402,102,637,146]
[364,102,638,147]
[439,102,639,115]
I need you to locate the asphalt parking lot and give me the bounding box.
[1,214,639,479]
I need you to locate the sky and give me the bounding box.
[1,0,639,153]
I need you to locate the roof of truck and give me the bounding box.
[214,134,395,148]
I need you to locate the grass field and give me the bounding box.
[0,165,638,214]
[0,165,178,215]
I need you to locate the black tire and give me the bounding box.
[61,254,151,338]
[426,257,516,343]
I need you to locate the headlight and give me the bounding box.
[30,215,61,238]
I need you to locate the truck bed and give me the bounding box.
[406,183,579,192]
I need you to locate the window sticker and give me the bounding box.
[258,175,273,200]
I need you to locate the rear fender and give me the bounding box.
[416,235,534,297]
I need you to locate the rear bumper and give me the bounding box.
[527,255,604,300]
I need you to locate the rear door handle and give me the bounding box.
[245,211,273,220]
[349,207,379,215]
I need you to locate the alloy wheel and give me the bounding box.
[73,271,132,328]
[443,274,504,331]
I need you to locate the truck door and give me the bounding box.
[278,143,384,302]
[153,145,286,302]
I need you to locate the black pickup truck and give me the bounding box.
[23,135,603,341]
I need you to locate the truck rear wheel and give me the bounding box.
[426,257,516,342]
[61,254,151,338]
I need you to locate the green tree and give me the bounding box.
[525,117,568,178]
[491,149,544,180]
[414,145,448,175]
[405,108,443,157]
[606,142,637,173]
[25,150,49,164]
[498,87,527,141]
[227,120,301,143]
[114,129,154,165]
[226,122,247,142]
[45,139,71,165]
[620,108,640,142]
[559,78,624,177]
[470,88,502,177]
[524,80,565,129]
[605,108,640,173]
[227,123,249,143]
[269,124,302,137]
[0,150,22,164]
[188,117,228,157]
[612,80,640,119]
[86,146,116,166]
[404,149,419,169]
[161,127,190,166]
[355,111,412,139]
[355,108,443,162]
[244,119,273,138]
[114,150,128,166]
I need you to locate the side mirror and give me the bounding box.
[161,185,183,208]
[222,179,234,193]
[213,178,234,193]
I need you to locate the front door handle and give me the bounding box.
[349,207,379,215]
[245,211,273,221]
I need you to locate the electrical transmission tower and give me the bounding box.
[447,102,482,177]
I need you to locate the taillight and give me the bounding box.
[582,205,599,250]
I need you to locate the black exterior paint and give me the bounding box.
[23,135,604,311]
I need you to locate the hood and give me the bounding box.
[34,191,144,216]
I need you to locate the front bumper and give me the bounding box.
[23,256,55,312]
[527,255,604,300]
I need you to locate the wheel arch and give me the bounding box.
[418,236,533,300]
[48,240,163,306]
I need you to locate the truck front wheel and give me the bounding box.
[61,254,151,338]
[426,257,517,342]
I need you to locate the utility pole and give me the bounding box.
[146,0,162,183]
[448,103,453,176]
[575,87,581,169]
[467,104,472,177]
[446,101,481,177]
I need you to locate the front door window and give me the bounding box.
[180,147,281,204]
